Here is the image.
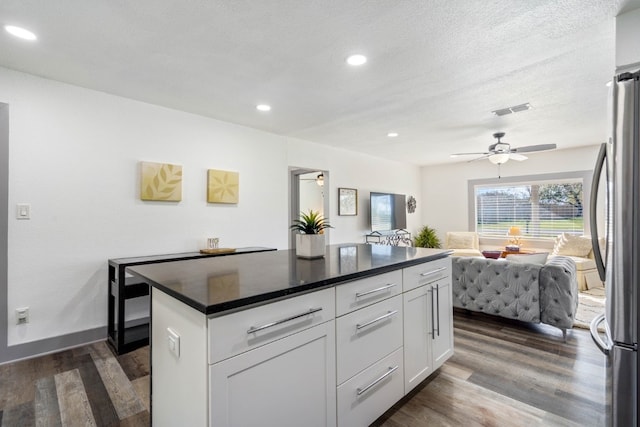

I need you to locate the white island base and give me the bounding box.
[149,256,453,427]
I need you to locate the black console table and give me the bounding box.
[365,229,413,246]
[107,246,276,355]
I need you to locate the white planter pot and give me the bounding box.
[295,234,326,259]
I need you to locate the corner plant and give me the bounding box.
[290,210,333,234]
[414,225,442,248]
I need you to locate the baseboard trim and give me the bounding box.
[0,326,107,365]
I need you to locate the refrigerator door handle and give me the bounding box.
[590,313,612,355]
[589,142,607,282]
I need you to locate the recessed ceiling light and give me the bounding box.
[256,104,271,112]
[387,132,399,138]
[346,54,367,66]
[4,25,37,41]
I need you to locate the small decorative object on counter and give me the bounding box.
[207,237,220,249]
[290,210,333,259]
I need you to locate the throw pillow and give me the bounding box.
[446,233,477,249]
[553,233,593,257]
[506,252,549,265]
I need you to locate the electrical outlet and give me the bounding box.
[16,204,31,220]
[16,307,29,324]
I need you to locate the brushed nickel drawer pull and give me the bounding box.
[355,283,396,299]
[356,365,399,396]
[419,266,447,277]
[356,310,398,330]
[247,307,322,334]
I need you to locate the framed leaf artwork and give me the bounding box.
[140,161,183,201]
[208,169,239,203]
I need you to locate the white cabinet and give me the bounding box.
[150,254,453,427]
[431,279,454,370]
[403,284,433,392]
[337,348,404,427]
[210,320,336,427]
[336,294,403,384]
[208,288,336,427]
[402,258,453,394]
[335,270,402,316]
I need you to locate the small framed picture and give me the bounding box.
[338,188,358,216]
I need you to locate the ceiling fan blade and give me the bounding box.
[509,153,528,161]
[511,143,557,153]
[451,151,489,157]
[467,154,492,163]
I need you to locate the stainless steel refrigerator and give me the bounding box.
[590,69,640,427]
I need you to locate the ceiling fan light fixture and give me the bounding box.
[488,153,509,165]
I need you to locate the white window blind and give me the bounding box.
[475,179,584,238]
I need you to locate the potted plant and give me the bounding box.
[290,210,333,259]
[414,225,442,248]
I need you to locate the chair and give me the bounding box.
[445,232,483,257]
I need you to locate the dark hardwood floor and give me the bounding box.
[373,310,606,427]
[0,310,606,426]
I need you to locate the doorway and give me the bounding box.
[289,168,329,249]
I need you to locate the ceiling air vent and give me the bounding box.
[491,102,532,116]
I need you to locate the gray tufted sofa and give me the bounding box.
[451,256,578,339]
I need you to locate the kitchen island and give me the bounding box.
[128,243,453,427]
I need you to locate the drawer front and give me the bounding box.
[336,294,403,385]
[403,257,451,292]
[337,347,404,427]
[335,270,402,316]
[208,287,335,364]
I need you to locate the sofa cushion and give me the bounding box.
[552,233,593,257]
[506,252,549,265]
[548,254,595,271]
[450,248,484,257]
[446,232,479,250]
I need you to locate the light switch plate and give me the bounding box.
[167,327,180,358]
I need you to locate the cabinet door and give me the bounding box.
[402,284,433,394]
[432,280,454,370]
[210,321,336,427]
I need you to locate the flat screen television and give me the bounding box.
[369,192,407,232]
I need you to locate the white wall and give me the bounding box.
[1,67,422,351]
[287,139,423,245]
[420,145,602,245]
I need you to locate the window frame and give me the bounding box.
[467,170,594,240]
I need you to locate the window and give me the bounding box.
[472,175,586,239]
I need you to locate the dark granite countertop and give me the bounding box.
[127,243,451,316]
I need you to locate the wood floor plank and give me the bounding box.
[131,377,150,412]
[35,376,61,427]
[76,353,119,425]
[119,409,151,427]
[1,401,35,427]
[117,346,150,382]
[89,348,146,420]
[54,369,97,427]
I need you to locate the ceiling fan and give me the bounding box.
[451,132,557,165]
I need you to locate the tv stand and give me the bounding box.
[365,229,412,246]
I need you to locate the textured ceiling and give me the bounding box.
[0,1,635,165]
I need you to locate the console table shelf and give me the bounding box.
[107,246,276,355]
